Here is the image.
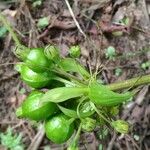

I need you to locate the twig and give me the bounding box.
[64,0,86,38]
[27,125,45,150]
[107,132,116,150]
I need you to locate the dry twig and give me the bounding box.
[64,0,86,38]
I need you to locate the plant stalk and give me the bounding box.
[107,74,150,91]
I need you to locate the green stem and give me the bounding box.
[73,123,82,144]
[0,12,21,46]
[52,68,87,86]
[77,97,87,119]
[53,76,76,87]
[90,102,111,124]
[107,74,150,91]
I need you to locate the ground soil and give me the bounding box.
[0,0,150,150]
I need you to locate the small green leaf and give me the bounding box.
[141,61,150,70]
[37,17,49,29]
[41,87,88,103]
[58,101,95,118]
[57,105,78,118]
[105,46,116,60]
[0,127,24,150]
[59,58,90,78]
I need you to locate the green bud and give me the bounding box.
[69,45,81,58]
[81,117,96,132]
[111,120,129,134]
[44,45,60,62]
[110,106,119,116]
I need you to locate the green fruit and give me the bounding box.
[15,64,53,88]
[25,48,52,73]
[45,114,74,144]
[16,91,57,121]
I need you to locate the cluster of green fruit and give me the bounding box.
[15,45,132,147]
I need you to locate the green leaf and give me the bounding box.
[41,87,89,103]
[105,46,116,60]
[0,127,24,150]
[141,61,150,70]
[89,82,132,106]
[37,17,49,29]
[59,58,90,78]
[57,101,95,118]
[57,105,78,118]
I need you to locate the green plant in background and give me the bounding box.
[1,11,150,149]
[105,46,116,60]
[32,0,42,7]
[0,26,7,38]
[69,45,81,58]
[141,61,150,70]
[115,68,123,76]
[37,17,49,29]
[0,127,24,150]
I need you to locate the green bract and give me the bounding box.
[81,117,96,132]
[45,114,74,144]
[25,48,52,73]
[15,64,53,88]
[44,45,60,63]
[111,120,129,134]
[16,91,57,121]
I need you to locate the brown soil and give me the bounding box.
[0,0,150,150]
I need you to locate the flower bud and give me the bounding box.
[110,106,119,116]
[69,45,81,58]
[111,120,129,134]
[44,45,60,62]
[81,117,96,132]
